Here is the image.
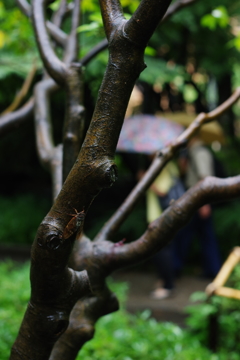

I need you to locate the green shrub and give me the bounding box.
[80,307,214,360]
[185,264,240,358]
[0,194,50,244]
[0,261,30,359]
[1,260,240,360]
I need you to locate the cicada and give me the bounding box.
[62,208,85,240]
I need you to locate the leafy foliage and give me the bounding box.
[185,264,240,358]
[0,261,30,359]
[0,194,51,244]
[139,56,186,87]
[79,306,214,360]
[201,6,229,30]
[0,262,214,360]
[0,1,39,79]
[2,260,240,359]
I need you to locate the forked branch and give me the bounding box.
[99,0,125,39]
[50,172,240,360]
[32,0,68,84]
[53,0,173,218]
[107,175,240,270]
[16,0,68,46]
[94,87,240,242]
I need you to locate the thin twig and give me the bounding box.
[163,0,198,21]
[1,63,37,115]
[0,97,34,136]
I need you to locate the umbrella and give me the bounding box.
[117,114,184,154]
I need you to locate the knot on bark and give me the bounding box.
[105,164,118,187]
[108,22,146,75]
[27,302,69,341]
[64,132,79,144]
[93,160,118,189]
[37,220,64,250]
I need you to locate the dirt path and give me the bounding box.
[113,270,210,327]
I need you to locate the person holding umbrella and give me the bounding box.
[176,135,222,279]
[118,84,186,299]
[144,159,186,299]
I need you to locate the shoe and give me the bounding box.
[150,288,171,300]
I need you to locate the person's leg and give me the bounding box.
[197,213,221,278]
[173,216,196,275]
[153,243,174,290]
[150,243,175,299]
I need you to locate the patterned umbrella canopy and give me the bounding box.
[117,114,184,154]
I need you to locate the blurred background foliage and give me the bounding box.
[0,0,240,270]
[185,263,240,357]
[1,260,240,360]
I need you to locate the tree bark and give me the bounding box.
[10,0,172,358]
[9,1,240,360]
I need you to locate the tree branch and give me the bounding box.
[10,266,91,360]
[16,0,31,17]
[99,0,125,40]
[62,64,85,182]
[34,77,59,169]
[0,98,34,136]
[52,1,166,217]
[94,87,240,242]
[50,173,240,359]
[51,0,67,28]
[16,0,68,47]
[15,2,173,355]
[50,262,119,360]
[1,63,37,115]
[63,0,81,65]
[32,0,85,184]
[10,0,204,357]
[163,0,198,21]
[51,144,64,201]
[124,0,172,47]
[34,77,63,200]
[107,175,240,270]
[80,38,108,66]
[32,0,68,85]
[46,20,68,47]
[83,0,197,67]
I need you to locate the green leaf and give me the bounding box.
[139,309,151,320]
[189,291,208,303]
[228,36,240,51]
[212,6,229,28]
[144,46,157,56]
[201,6,229,31]
[77,22,100,33]
[48,0,61,11]
[201,14,217,30]
[183,84,198,103]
